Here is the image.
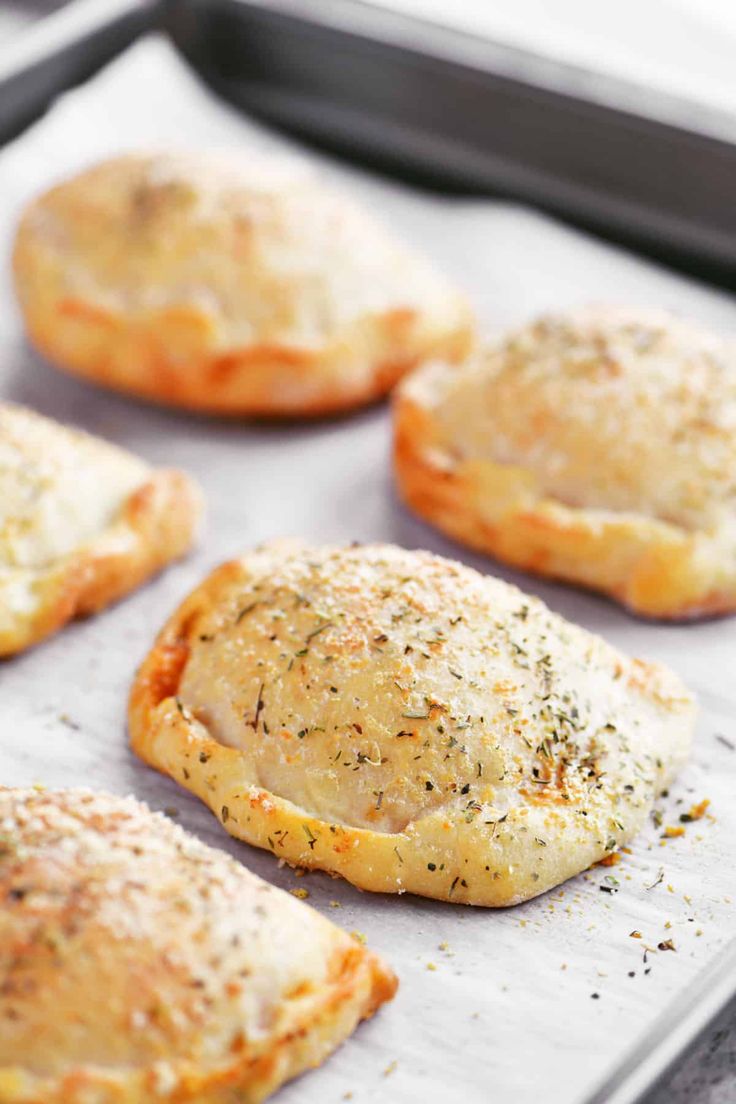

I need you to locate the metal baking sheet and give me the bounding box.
[0,35,734,1104]
[167,0,736,286]
[0,0,156,145]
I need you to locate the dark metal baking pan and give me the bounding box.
[0,0,159,145]
[166,0,736,288]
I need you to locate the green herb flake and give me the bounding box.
[235,601,259,624]
[306,621,333,641]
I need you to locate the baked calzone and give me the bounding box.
[129,542,694,906]
[0,787,396,1104]
[394,305,736,619]
[0,402,201,656]
[13,152,472,417]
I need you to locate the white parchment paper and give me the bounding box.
[0,36,734,1104]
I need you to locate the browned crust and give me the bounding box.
[0,792,396,1104]
[16,290,473,418]
[130,574,506,906]
[10,948,396,1104]
[393,390,736,621]
[127,558,659,908]
[0,470,202,659]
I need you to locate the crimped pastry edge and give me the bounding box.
[0,787,396,1104]
[0,469,203,658]
[393,381,736,621]
[13,176,474,417]
[128,554,694,907]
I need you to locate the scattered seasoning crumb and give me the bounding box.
[426,962,438,971]
[662,825,685,839]
[679,798,710,823]
[658,939,676,952]
[646,869,664,891]
[715,733,734,751]
[383,1060,398,1077]
[591,993,600,1000]
[329,900,342,908]
[163,806,179,818]
[630,930,642,939]
[289,888,309,899]
[351,931,367,945]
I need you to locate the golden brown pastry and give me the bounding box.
[13,152,472,417]
[394,305,736,619]
[0,402,201,657]
[0,787,396,1104]
[129,541,694,906]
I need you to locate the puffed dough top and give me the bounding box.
[0,402,201,656]
[394,306,736,618]
[0,788,396,1104]
[129,542,695,906]
[13,152,472,415]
